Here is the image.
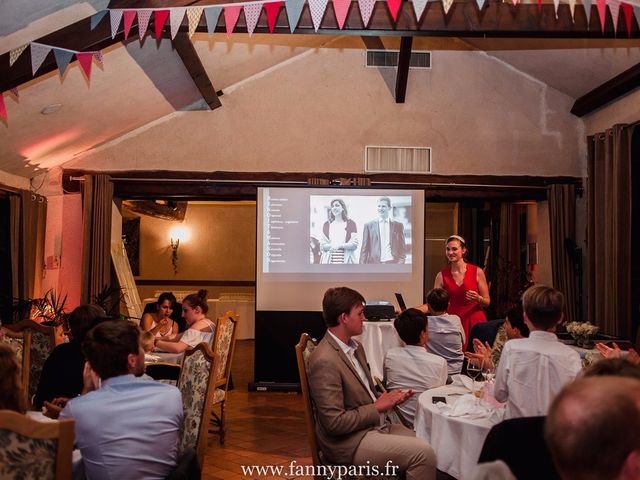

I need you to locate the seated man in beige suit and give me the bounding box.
[308,287,436,480]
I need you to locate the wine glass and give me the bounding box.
[467,359,484,399]
[482,362,495,384]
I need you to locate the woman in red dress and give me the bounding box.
[434,235,490,350]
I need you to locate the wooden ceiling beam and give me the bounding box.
[395,36,412,103]
[571,62,640,116]
[1,0,636,92]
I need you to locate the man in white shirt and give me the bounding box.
[359,197,406,264]
[494,285,582,419]
[385,308,448,426]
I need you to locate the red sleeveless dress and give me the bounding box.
[440,263,487,350]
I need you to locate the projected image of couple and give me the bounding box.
[309,196,411,265]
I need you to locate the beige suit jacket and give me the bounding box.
[307,332,382,464]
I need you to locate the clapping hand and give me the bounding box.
[596,342,622,358]
[374,389,414,413]
[464,339,494,369]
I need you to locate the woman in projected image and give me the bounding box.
[319,198,358,264]
[434,235,489,350]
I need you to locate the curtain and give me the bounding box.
[548,184,577,323]
[587,125,633,337]
[81,174,114,304]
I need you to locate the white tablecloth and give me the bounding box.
[414,380,504,479]
[353,321,404,380]
[146,352,184,365]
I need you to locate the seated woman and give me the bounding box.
[0,344,26,413]
[33,304,108,410]
[154,290,216,353]
[141,292,178,339]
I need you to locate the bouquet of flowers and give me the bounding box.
[564,321,599,348]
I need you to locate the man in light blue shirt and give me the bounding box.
[60,320,183,480]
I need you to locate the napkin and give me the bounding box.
[436,395,498,420]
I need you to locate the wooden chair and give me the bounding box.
[0,410,74,480]
[1,329,31,408]
[177,342,220,470]
[4,321,57,408]
[208,310,239,445]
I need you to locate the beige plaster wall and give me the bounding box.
[67,47,585,177]
[583,88,640,135]
[0,170,29,190]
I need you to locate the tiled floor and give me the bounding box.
[202,340,313,480]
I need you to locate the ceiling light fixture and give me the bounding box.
[40,103,63,115]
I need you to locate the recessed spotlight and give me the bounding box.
[41,103,63,115]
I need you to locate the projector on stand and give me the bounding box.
[364,301,396,322]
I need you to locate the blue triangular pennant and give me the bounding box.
[90,10,108,30]
[204,6,223,35]
[285,0,305,32]
[53,48,74,77]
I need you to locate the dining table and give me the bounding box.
[353,321,404,380]
[414,376,505,480]
[145,351,184,365]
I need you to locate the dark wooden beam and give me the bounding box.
[571,62,640,116]
[172,31,221,109]
[395,36,412,103]
[1,0,635,92]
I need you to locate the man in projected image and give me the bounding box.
[360,197,406,264]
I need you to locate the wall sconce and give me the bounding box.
[169,226,190,275]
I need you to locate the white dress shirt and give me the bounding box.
[493,330,582,419]
[384,345,448,426]
[378,218,393,263]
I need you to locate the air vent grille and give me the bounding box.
[365,146,432,174]
[366,50,431,69]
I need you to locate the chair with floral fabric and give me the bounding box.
[4,321,56,409]
[177,342,220,470]
[208,310,238,445]
[0,410,74,480]
[1,329,31,409]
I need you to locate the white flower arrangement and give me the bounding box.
[565,321,599,336]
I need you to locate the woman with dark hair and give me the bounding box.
[434,235,490,349]
[141,292,178,339]
[154,289,216,353]
[320,198,358,264]
[0,344,26,413]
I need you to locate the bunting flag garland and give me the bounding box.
[584,0,593,25]
[224,5,242,35]
[94,51,104,64]
[0,94,7,123]
[476,0,487,10]
[170,8,187,39]
[155,10,170,38]
[90,10,108,30]
[244,4,263,35]
[9,44,28,67]
[386,0,403,21]
[358,0,376,27]
[609,0,621,32]
[10,88,19,97]
[537,0,543,12]
[204,7,223,34]
[512,0,518,7]
[309,0,329,31]
[634,5,640,28]
[264,2,283,32]
[110,9,124,39]
[123,10,136,40]
[76,52,95,79]
[187,7,204,37]
[333,0,352,28]
[30,43,52,75]
[553,0,560,18]
[138,10,153,40]
[622,3,633,36]
[596,0,607,31]
[53,48,74,77]
[442,0,454,14]
[285,0,305,31]
[412,0,429,20]
[569,0,576,20]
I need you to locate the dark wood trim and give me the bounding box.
[571,62,640,117]
[395,36,412,103]
[172,32,222,110]
[135,279,255,286]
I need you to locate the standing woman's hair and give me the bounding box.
[183,289,209,314]
[157,292,177,306]
[328,199,349,222]
[0,344,26,413]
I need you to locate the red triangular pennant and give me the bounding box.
[264,2,283,32]
[0,94,7,123]
[76,52,94,79]
[333,0,351,28]
[622,2,633,36]
[385,0,402,21]
[537,0,543,12]
[123,10,136,39]
[596,0,607,31]
[155,10,170,38]
[224,5,242,36]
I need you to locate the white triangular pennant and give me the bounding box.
[110,9,124,39]
[553,0,560,18]
[30,43,51,76]
[137,10,153,40]
[187,7,204,37]
[412,0,429,20]
[285,0,305,31]
[170,7,187,39]
[609,0,621,31]
[568,0,576,19]
[476,0,486,9]
[204,7,223,34]
[244,4,263,35]
[9,44,28,67]
[442,0,454,14]
[357,0,376,26]
[584,0,593,24]
[308,0,329,31]
[634,5,640,27]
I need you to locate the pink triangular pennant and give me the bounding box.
[110,9,124,39]
[76,52,94,79]
[30,43,52,76]
[244,4,262,35]
[137,10,152,40]
[155,10,169,38]
[597,0,607,31]
[386,0,402,21]
[309,0,329,31]
[123,10,136,39]
[512,0,518,6]
[224,5,242,35]
[10,88,19,97]
[333,0,351,28]
[170,8,187,39]
[537,0,542,12]
[622,3,633,36]
[609,0,621,32]
[358,0,376,26]
[93,51,104,64]
[0,94,7,123]
[264,2,283,32]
